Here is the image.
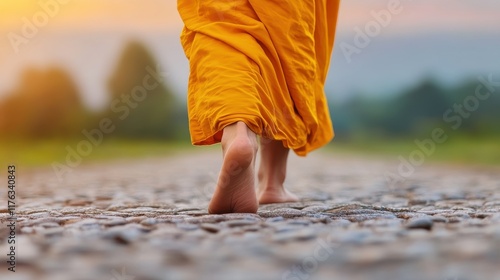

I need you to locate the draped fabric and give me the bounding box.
[178,0,340,156]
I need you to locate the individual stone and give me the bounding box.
[37,222,61,228]
[95,194,114,200]
[59,207,97,215]
[401,229,431,239]
[345,213,397,222]
[408,194,443,205]
[258,208,305,218]
[26,212,51,219]
[65,218,98,227]
[176,223,199,231]
[301,205,330,212]
[301,192,332,201]
[242,232,263,241]
[430,215,448,223]
[184,215,226,224]
[272,224,307,233]
[220,213,263,221]
[65,199,92,206]
[465,218,488,227]
[472,212,493,219]
[200,223,220,233]
[443,192,466,200]
[225,219,259,227]
[148,226,183,239]
[241,225,262,232]
[329,219,352,227]
[41,227,65,237]
[272,228,317,242]
[417,209,452,215]
[20,227,35,234]
[265,217,285,223]
[309,215,333,224]
[104,226,146,244]
[176,210,208,216]
[287,219,312,226]
[396,212,428,219]
[54,216,82,225]
[125,216,147,223]
[258,203,305,211]
[484,201,500,207]
[361,219,402,227]
[156,215,192,223]
[100,218,128,227]
[406,217,433,231]
[141,218,158,226]
[336,230,372,244]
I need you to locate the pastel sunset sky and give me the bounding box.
[2,0,500,34]
[1,0,499,107]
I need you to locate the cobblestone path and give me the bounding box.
[1,150,500,280]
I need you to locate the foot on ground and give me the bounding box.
[257,138,300,204]
[258,187,299,204]
[208,122,259,214]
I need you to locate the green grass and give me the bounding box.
[329,136,500,166]
[0,139,197,168]
[2,136,499,169]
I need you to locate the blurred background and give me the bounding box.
[0,0,499,168]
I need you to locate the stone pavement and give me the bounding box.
[1,150,500,280]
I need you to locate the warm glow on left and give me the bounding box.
[0,1,40,28]
[0,0,182,33]
[0,1,38,12]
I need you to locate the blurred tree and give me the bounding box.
[330,76,500,142]
[386,79,450,136]
[330,95,388,140]
[446,80,500,136]
[0,67,88,139]
[106,40,181,139]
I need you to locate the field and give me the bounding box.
[2,136,499,168]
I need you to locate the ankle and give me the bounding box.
[258,179,285,192]
[221,122,258,153]
[258,167,285,185]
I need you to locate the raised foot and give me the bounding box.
[208,125,258,214]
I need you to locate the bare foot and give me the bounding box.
[257,138,299,204]
[208,122,259,214]
[258,187,299,205]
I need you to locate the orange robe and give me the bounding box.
[178,0,340,156]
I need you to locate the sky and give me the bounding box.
[2,0,500,33]
[1,0,499,108]
[0,0,180,32]
[337,0,500,34]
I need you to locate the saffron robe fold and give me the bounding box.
[178,0,340,156]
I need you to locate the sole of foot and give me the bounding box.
[208,130,259,214]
